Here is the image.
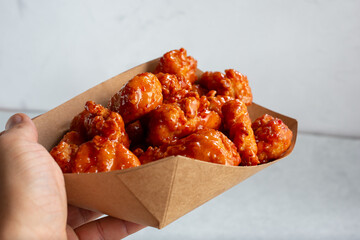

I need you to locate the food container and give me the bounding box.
[33,58,298,229]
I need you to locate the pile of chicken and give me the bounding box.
[50,48,293,173]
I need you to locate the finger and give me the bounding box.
[66,225,79,240]
[67,205,104,228]
[74,216,145,240]
[1,113,38,142]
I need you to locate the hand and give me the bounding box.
[0,113,145,240]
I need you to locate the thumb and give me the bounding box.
[2,113,38,143]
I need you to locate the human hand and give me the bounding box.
[0,113,145,240]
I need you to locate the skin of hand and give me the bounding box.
[0,113,145,240]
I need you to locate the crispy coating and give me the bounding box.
[199,69,253,105]
[146,101,196,146]
[206,90,234,117]
[50,130,140,173]
[70,101,130,148]
[72,136,140,173]
[108,72,163,124]
[139,129,240,166]
[155,72,192,103]
[252,114,293,163]
[191,83,209,97]
[50,131,84,173]
[146,93,221,146]
[222,99,259,166]
[51,101,138,173]
[154,48,198,83]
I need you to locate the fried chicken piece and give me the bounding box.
[191,83,209,97]
[154,48,198,83]
[139,129,240,166]
[108,72,163,124]
[222,99,259,166]
[252,114,293,163]
[146,93,221,146]
[72,136,140,173]
[146,101,196,146]
[146,94,220,146]
[199,69,253,105]
[50,131,84,173]
[70,101,130,148]
[155,72,192,103]
[206,90,234,117]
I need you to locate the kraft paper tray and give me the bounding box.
[33,58,298,229]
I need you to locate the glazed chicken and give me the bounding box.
[222,99,259,166]
[50,134,140,173]
[70,136,140,173]
[154,48,198,83]
[70,101,130,147]
[146,93,221,146]
[191,83,209,97]
[50,131,84,173]
[139,129,241,166]
[199,69,253,105]
[50,101,139,173]
[108,72,163,124]
[155,72,192,103]
[252,114,293,163]
[205,90,234,117]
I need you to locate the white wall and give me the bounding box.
[1,0,359,137]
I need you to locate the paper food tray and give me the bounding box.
[33,58,298,229]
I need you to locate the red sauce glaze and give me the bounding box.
[72,136,140,173]
[252,114,293,163]
[222,99,259,166]
[199,69,252,105]
[108,72,163,124]
[50,102,139,173]
[154,48,198,84]
[146,92,221,146]
[139,129,240,166]
[70,101,130,148]
[155,72,192,103]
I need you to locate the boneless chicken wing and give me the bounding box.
[206,90,234,117]
[72,136,140,173]
[191,83,209,97]
[50,131,84,173]
[199,69,252,105]
[147,93,221,146]
[155,72,192,103]
[252,114,293,163]
[51,132,140,173]
[222,99,259,166]
[50,101,140,173]
[154,48,198,83]
[51,134,140,173]
[70,101,130,148]
[139,129,240,166]
[108,72,163,124]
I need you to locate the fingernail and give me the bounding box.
[5,114,23,130]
